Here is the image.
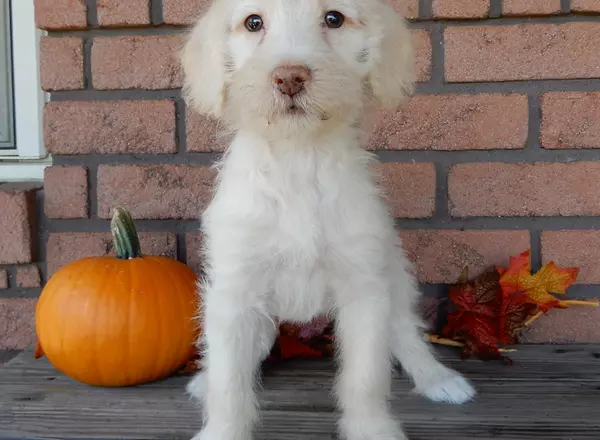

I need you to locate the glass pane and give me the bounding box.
[0,0,15,149]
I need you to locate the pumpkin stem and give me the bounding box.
[111,207,143,259]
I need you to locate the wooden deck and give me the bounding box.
[1,345,599,439]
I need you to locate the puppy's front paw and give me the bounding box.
[340,414,408,440]
[418,370,475,404]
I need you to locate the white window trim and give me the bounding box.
[0,0,50,182]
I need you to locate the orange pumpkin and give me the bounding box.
[35,207,200,387]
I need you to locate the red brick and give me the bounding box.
[186,232,204,274]
[432,0,489,19]
[16,266,41,289]
[35,0,87,30]
[0,270,7,289]
[376,163,436,218]
[388,0,420,20]
[449,162,600,217]
[503,0,562,15]
[367,94,528,150]
[572,0,600,12]
[97,0,150,27]
[186,110,224,152]
[162,0,211,25]
[44,166,88,219]
[541,92,600,149]
[40,37,84,91]
[0,187,37,265]
[401,230,530,284]
[445,23,600,82]
[92,36,183,90]
[44,101,176,155]
[47,232,178,275]
[520,306,600,343]
[97,165,216,220]
[542,231,600,284]
[413,30,431,82]
[0,299,37,350]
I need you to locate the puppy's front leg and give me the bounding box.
[335,279,407,440]
[190,287,275,440]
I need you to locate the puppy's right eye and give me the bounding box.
[244,15,263,32]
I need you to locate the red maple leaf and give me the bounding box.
[441,265,543,360]
[497,293,538,345]
[445,310,501,358]
[443,268,504,359]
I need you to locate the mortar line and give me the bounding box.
[429,22,445,87]
[433,162,449,222]
[6,266,15,290]
[2,283,598,299]
[47,78,600,101]
[40,216,600,233]
[419,0,432,20]
[175,99,187,154]
[50,145,600,167]
[87,163,99,219]
[44,11,600,38]
[177,233,187,266]
[561,0,571,14]
[489,0,502,18]
[150,0,164,26]
[83,38,94,91]
[35,189,48,286]
[86,0,98,27]
[0,288,47,299]
[530,229,542,272]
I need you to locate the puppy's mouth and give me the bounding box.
[284,99,331,120]
[272,94,331,121]
[286,104,305,115]
[279,94,305,115]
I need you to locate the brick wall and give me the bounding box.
[0,184,42,355]
[2,0,600,353]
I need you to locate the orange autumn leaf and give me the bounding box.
[497,250,532,294]
[498,250,579,312]
[533,262,579,296]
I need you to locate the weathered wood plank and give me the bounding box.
[1,345,599,439]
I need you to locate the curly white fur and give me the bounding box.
[181,0,476,439]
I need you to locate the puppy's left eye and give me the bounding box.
[324,11,344,28]
[244,15,263,32]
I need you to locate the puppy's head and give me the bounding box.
[181,0,415,134]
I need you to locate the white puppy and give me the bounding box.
[181,0,476,439]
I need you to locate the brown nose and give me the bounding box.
[272,65,311,97]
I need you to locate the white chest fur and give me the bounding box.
[201,127,394,323]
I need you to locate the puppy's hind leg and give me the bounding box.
[388,259,476,404]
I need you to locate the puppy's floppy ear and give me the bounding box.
[181,0,229,118]
[367,2,416,109]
